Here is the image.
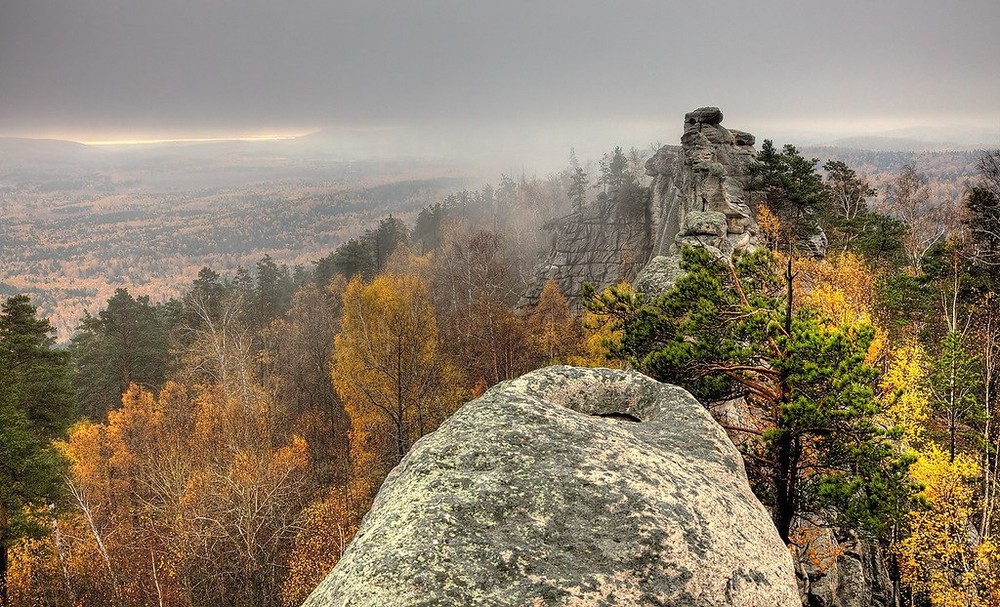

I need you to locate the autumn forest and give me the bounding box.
[4,141,1000,607]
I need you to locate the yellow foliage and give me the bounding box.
[39,382,319,607]
[565,288,627,369]
[900,446,999,606]
[7,513,67,606]
[795,253,874,323]
[879,344,931,447]
[793,252,888,365]
[384,244,433,280]
[57,420,112,495]
[755,203,783,248]
[333,273,465,502]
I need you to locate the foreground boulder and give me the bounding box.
[302,366,799,606]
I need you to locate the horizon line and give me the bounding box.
[80,134,309,146]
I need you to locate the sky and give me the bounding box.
[2,0,999,155]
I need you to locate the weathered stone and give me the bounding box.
[801,231,828,258]
[796,529,892,607]
[683,210,728,237]
[727,214,753,234]
[302,366,801,607]
[701,125,736,145]
[731,231,754,254]
[731,129,756,146]
[648,107,760,258]
[644,145,678,177]
[677,234,733,258]
[685,106,724,125]
[517,190,651,308]
[634,254,685,296]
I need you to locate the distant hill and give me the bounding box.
[0,137,105,176]
[0,136,93,158]
[814,136,981,153]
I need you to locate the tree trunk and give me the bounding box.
[772,429,799,544]
[772,255,798,544]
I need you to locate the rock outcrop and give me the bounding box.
[517,192,651,308]
[302,366,800,607]
[796,529,893,607]
[646,106,759,259]
[521,106,761,305]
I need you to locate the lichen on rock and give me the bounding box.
[301,366,800,607]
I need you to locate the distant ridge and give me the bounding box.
[814,136,984,153]
[0,136,94,157]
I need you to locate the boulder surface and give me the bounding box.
[302,366,800,607]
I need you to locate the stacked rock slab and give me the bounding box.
[646,106,759,260]
[520,106,760,307]
[302,366,801,607]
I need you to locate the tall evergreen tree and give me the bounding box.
[0,295,71,607]
[587,247,916,542]
[748,140,827,254]
[0,295,75,436]
[70,289,169,419]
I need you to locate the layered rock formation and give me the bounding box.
[302,366,800,607]
[647,106,759,259]
[521,106,760,306]
[517,192,651,308]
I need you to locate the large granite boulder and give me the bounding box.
[302,366,800,607]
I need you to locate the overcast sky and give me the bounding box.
[2,0,998,150]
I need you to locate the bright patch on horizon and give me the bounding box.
[81,134,303,146]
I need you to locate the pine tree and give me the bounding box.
[748,140,827,254]
[588,246,917,542]
[0,295,73,607]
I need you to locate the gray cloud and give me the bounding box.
[2,0,998,145]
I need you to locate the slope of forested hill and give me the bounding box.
[0,139,474,339]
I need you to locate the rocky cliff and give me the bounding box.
[521,106,760,306]
[302,366,800,607]
[517,192,651,308]
[647,106,759,259]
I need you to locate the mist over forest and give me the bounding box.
[2,1,1000,606]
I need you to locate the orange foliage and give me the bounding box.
[332,273,465,504]
[280,487,358,607]
[526,279,580,364]
[41,382,318,607]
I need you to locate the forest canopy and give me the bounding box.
[3,146,1000,607]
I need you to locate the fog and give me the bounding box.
[2,0,999,165]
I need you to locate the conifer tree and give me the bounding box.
[588,247,916,542]
[0,295,73,607]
